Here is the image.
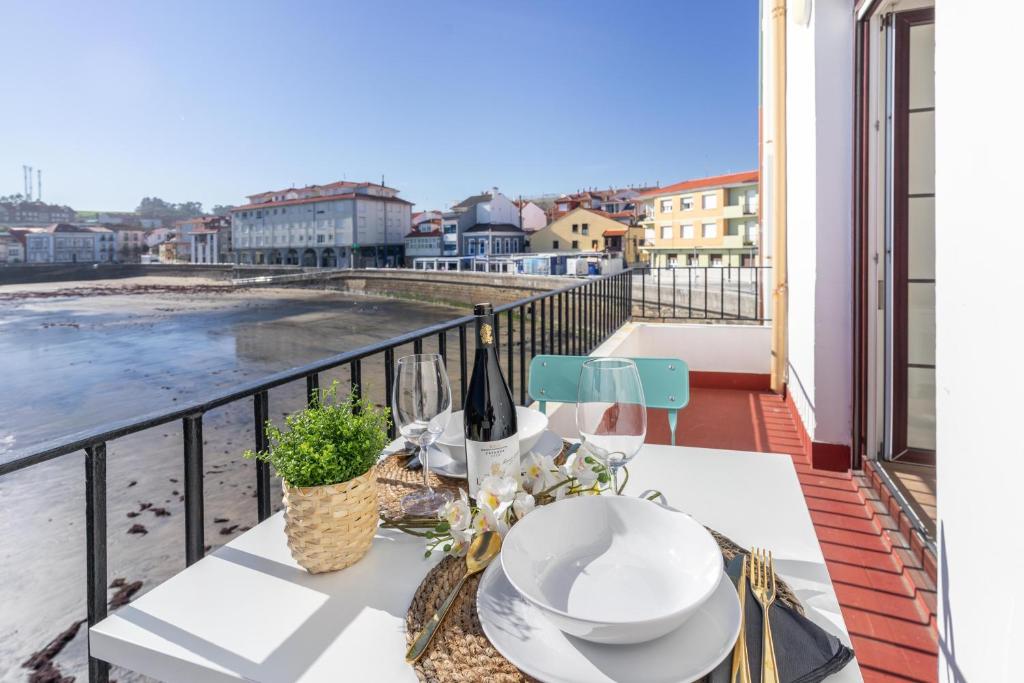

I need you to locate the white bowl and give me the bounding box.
[500,495,724,645]
[435,407,549,462]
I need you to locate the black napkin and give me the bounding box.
[708,554,854,683]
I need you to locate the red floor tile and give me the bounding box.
[659,387,938,681]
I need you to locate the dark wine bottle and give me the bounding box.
[464,302,520,498]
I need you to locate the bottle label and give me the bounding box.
[466,435,520,499]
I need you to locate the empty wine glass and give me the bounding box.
[576,357,647,494]
[393,354,453,515]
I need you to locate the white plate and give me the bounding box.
[477,561,741,683]
[424,446,467,479]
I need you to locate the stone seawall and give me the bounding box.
[265,269,579,308]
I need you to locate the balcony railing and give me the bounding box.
[0,270,633,683]
[633,266,770,322]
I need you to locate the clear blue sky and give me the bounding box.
[0,0,758,213]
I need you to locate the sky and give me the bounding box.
[0,0,759,213]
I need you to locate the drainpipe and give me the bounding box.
[769,0,789,394]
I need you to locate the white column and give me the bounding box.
[212,234,219,263]
[190,235,197,264]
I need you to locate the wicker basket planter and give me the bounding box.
[282,466,379,573]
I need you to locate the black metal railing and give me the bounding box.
[633,265,771,322]
[0,269,633,683]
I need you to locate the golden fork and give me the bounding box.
[749,548,779,683]
[730,555,753,683]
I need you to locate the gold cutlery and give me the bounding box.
[730,555,753,683]
[750,548,779,683]
[406,530,502,662]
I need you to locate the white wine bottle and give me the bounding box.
[464,303,519,499]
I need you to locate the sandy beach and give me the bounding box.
[0,277,467,682]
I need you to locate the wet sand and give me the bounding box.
[0,277,466,681]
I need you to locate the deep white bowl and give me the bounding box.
[500,495,724,644]
[435,407,548,462]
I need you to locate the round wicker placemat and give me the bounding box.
[384,446,802,683]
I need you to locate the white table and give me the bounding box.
[90,444,862,682]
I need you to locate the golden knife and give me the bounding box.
[730,555,752,683]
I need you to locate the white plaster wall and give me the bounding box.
[521,202,547,231]
[936,3,1024,681]
[594,323,771,375]
[477,192,521,227]
[778,0,853,446]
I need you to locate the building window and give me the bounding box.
[571,240,579,249]
[591,240,598,250]
[581,223,589,235]
[701,193,718,210]
[681,195,694,210]
[681,224,694,239]
[494,239,502,254]
[572,224,579,233]
[552,240,560,249]
[660,225,672,239]
[660,199,673,213]
[702,222,717,238]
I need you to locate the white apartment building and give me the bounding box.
[230,181,412,267]
[112,228,146,262]
[16,224,115,263]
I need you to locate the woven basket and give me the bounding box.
[282,467,379,573]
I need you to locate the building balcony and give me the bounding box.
[1,270,934,682]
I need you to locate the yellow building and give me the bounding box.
[527,208,644,263]
[636,171,759,267]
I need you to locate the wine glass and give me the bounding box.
[392,354,454,515]
[576,357,647,494]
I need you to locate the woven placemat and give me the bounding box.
[387,444,802,682]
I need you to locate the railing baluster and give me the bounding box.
[85,442,110,683]
[530,301,536,361]
[384,348,396,438]
[539,294,546,355]
[305,373,320,407]
[672,267,677,318]
[641,267,646,317]
[720,267,725,319]
[704,267,709,318]
[493,313,502,373]
[183,414,205,565]
[518,306,526,405]
[413,337,423,355]
[688,268,693,318]
[576,286,582,355]
[558,292,564,355]
[547,295,555,354]
[755,266,761,321]
[350,359,362,402]
[253,391,271,521]
[656,268,662,318]
[438,331,447,367]
[506,309,514,399]
[737,267,742,319]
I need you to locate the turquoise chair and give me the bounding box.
[528,355,690,446]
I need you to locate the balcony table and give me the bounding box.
[90,442,862,682]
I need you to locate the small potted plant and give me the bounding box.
[245,383,389,573]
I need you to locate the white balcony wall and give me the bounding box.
[936,3,1024,682]
[765,0,853,448]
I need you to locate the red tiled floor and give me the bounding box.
[647,387,938,682]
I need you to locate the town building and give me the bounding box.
[0,200,75,227]
[444,188,522,257]
[527,208,645,264]
[15,223,115,263]
[111,227,147,263]
[0,231,25,264]
[187,216,232,264]
[635,171,759,267]
[403,213,444,264]
[549,187,651,224]
[230,180,411,267]
[515,200,548,231]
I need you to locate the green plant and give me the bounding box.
[244,383,390,488]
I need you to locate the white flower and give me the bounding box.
[521,453,561,496]
[570,449,599,489]
[439,489,471,531]
[471,503,509,536]
[512,491,535,519]
[447,527,474,557]
[477,475,517,516]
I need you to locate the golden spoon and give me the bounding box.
[406,530,503,662]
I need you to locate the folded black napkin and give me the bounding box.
[708,554,854,683]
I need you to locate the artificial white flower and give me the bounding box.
[521,452,561,496]
[477,475,517,515]
[512,491,535,519]
[447,527,474,557]
[439,489,471,531]
[570,449,599,489]
[472,503,509,536]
